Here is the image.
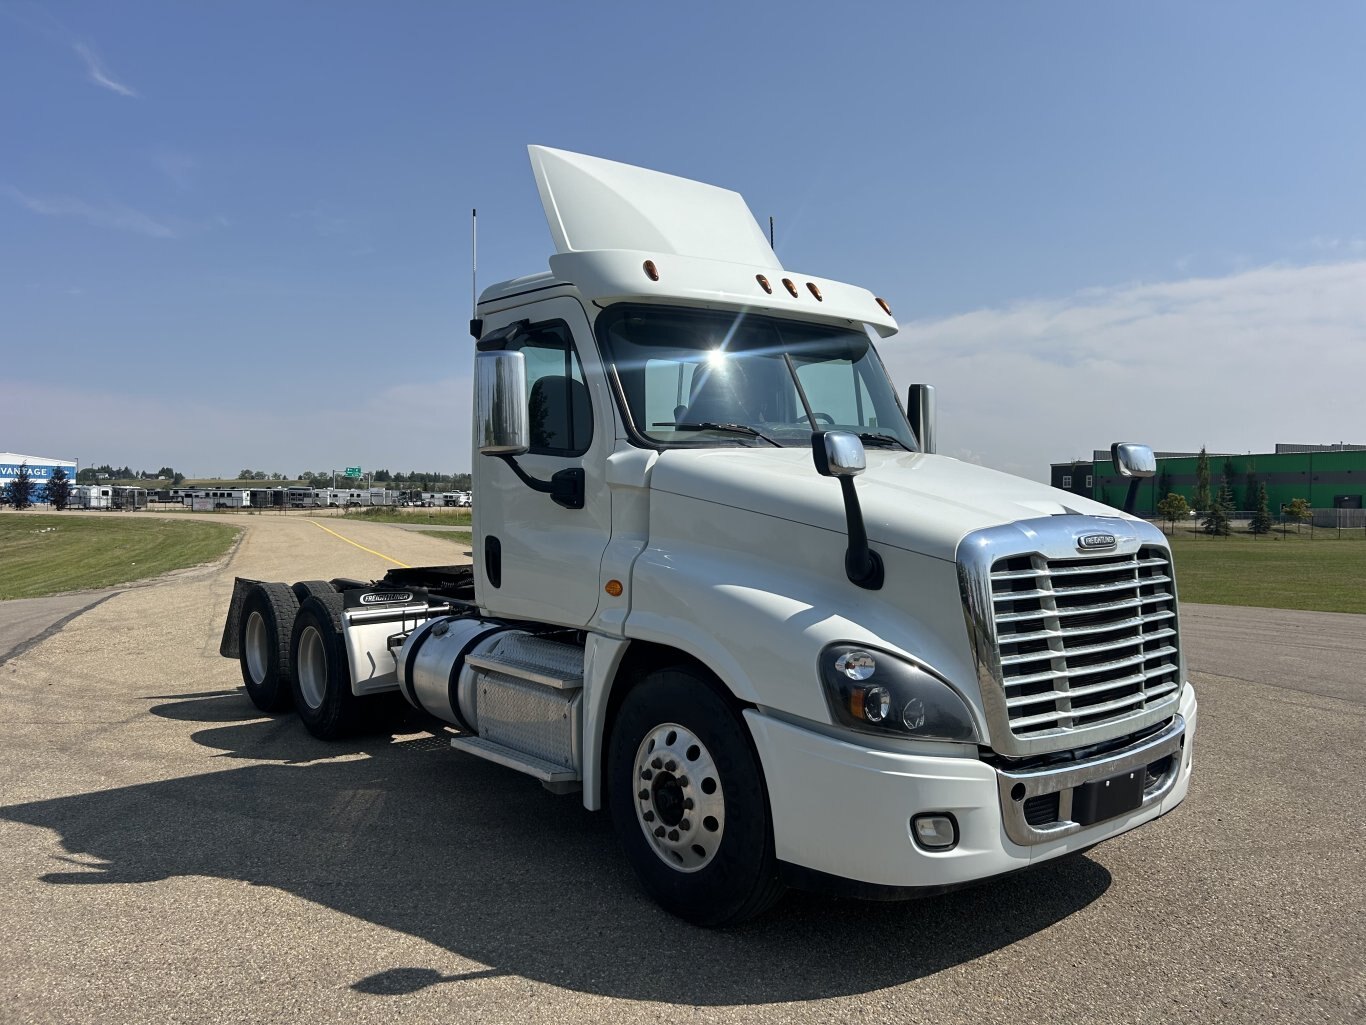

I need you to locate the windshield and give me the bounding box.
[596,305,917,450]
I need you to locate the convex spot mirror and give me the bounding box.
[476,350,530,456]
[812,430,866,478]
[1111,442,1156,478]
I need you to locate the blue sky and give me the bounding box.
[2,1,1364,479]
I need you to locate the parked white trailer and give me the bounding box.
[221,147,1196,926]
[71,484,114,510]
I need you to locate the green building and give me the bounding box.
[1051,443,1366,517]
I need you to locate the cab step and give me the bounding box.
[450,735,581,791]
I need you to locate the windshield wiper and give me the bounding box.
[669,422,782,447]
[857,432,914,452]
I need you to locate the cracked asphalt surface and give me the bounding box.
[1,513,1362,1024]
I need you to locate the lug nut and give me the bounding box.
[683,798,694,810]
[676,776,688,787]
[638,789,649,800]
[641,769,653,781]
[667,829,679,841]
[651,757,663,770]
[665,760,677,772]
[643,810,655,822]
[679,818,690,831]
[654,826,665,838]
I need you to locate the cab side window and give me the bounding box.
[516,322,592,456]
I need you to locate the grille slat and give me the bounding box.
[989,545,1182,740]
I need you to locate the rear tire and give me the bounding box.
[607,666,785,927]
[238,583,299,712]
[291,579,336,604]
[288,592,361,739]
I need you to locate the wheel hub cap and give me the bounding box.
[632,724,725,873]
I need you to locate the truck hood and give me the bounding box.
[649,448,1131,563]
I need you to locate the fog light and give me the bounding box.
[911,813,958,851]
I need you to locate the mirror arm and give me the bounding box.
[838,476,884,590]
[1123,478,1141,515]
[497,456,584,510]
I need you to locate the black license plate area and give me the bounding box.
[1072,768,1145,827]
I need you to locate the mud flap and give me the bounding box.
[218,577,263,659]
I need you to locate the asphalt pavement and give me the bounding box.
[0,515,1362,1024]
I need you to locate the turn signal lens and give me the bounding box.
[875,297,892,317]
[643,260,659,281]
[782,278,799,297]
[806,282,823,301]
[604,579,623,597]
[756,274,772,294]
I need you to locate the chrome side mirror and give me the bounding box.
[1111,442,1156,478]
[813,430,866,478]
[475,350,529,456]
[907,384,936,454]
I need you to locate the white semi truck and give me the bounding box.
[221,147,1196,926]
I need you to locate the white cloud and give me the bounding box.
[3,185,177,238]
[72,41,137,97]
[881,261,1366,481]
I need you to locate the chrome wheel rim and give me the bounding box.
[243,611,269,685]
[633,723,725,873]
[297,625,327,710]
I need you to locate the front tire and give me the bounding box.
[607,666,784,926]
[238,583,299,712]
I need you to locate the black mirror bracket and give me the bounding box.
[497,456,585,510]
[811,432,884,590]
[838,476,884,590]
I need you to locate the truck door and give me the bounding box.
[474,297,613,627]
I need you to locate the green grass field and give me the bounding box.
[413,528,473,547]
[1168,534,1366,614]
[338,507,472,526]
[0,514,241,600]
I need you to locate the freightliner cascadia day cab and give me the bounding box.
[221,147,1196,926]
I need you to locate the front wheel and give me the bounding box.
[607,666,784,926]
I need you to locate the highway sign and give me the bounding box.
[344,467,362,478]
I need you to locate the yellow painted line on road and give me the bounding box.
[309,520,411,568]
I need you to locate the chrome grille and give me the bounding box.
[988,545,1181,739]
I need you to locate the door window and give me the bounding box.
[515,322,593,456]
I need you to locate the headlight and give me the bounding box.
[820,644,980,743]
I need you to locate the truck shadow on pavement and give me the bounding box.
[1,690,1112,1005]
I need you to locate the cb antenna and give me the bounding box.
[769,215,774,250]
[469,208,482,339]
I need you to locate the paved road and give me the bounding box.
[0,517,1362,1024]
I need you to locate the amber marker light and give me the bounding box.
[756,274,772,294]
[643,260,659,281]
[605,579,624,597]
[875,297,892,317]
[782,278,799,297]
[806,282,823,301]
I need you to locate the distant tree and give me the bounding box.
[372,469,392,483]
[1249,483,1273,536]
[237,469,256,480]
[1194,447,1211,511]
[5,462,35,510]
[1284,497,1311,534]
[1242,470,1259,512]
[76,467,96,483]
[1156,468,1173,505]
[1202,478,1234,536]
[1157,492,1190,534]
[171,471,185,486]
[46,466,72,510]
[1222,459,1237,488]
[158,466,175,479]
[253,470,268,480]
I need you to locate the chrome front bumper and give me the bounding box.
[996,714,1187,846]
